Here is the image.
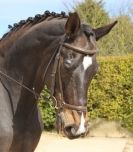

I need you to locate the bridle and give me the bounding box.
[0,35,97,113]
[50,35,98,113]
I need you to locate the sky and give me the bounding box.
[0,0,132,37]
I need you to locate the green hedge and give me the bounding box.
[39,55,133,131]
[88,55,133,132]
[39,86,56,130]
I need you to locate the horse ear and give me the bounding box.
[65,12,80,38]
[93,21,118,41]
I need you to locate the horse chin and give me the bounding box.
[63,126,80,139]
[63,125,88,139]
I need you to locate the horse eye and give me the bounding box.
[63,53,75,68]
[63,59,72,69]
[61,49,74,59]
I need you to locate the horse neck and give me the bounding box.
[2,21,64,98]
[0,23,32,56]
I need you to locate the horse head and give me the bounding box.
[52,12,117,138]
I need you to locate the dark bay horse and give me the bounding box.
[0,11,117,152]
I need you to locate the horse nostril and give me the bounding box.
[71,127,77,135]
[64,126,74,138]
[64,126,80,139]
[64,125,76,134]
[66,125,78,135]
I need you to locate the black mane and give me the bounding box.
[1,11,68,40]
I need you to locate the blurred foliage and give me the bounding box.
[39,86,56,130]
[75,0,109,27]
[39,56,133,132]
[88,55,133,132]
[98,15,133,56]
[75,0,133,56]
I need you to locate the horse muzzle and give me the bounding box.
[57,109,89,139]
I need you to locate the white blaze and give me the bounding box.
[71,112,86,135]
[83,56,92,70]
[76,112,86,135]
[71,56,92,136]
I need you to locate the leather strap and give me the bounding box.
[63,43,98,55]
[63,103,87,112]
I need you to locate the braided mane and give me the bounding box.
[1,11,68,40]
[0,11,68,56]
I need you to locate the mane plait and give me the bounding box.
[1,11,68,40]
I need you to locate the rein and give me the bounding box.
[63,43,98,55]
[0,70,40,99]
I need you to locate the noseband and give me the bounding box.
[50,35,98,113]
